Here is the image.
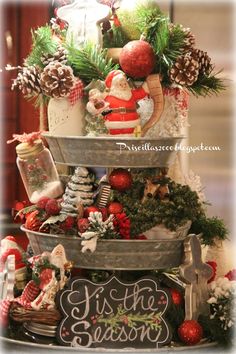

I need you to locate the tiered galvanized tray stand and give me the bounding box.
[6,135,216,352]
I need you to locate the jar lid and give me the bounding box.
[24,322,57,337]
[16,139,44,159]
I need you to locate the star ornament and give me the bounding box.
[57,0,111,47]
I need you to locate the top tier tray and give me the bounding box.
[43,134,183,168]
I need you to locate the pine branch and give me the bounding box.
[135,3,165,43]
[66,42,119,84]
[190,216,228,246]
[25,92,50,108]
[113,178,205,237]
[134,4,186,76]
[103,25,130,48]
[26,25,58,68]
[199,314,234,348]
[165,24,186,61]
[188,72,226,97]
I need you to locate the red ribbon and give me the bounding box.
[7,131,44,145]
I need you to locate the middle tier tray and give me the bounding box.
[22,226,185,270]
[43,134,184,168]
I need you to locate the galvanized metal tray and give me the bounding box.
[1,336,218,353]
[43,134,183,168]
[22,226,185,270]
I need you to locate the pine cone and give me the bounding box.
[12,65,42,95]
[190,48,213,75]
[169,54,199,86]
[40,62,75,98]
[41,46,68,66]
[182,27,195,51]
[169,24,195,52]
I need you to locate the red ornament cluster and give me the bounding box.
[21,168,134,239]
[113,212,131,240]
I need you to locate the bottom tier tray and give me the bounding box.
[22,226,185,270]
[1,336,218,353]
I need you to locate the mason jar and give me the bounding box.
[16,139,63,203]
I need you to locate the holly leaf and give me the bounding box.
[39,214,67,230]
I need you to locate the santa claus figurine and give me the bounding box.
[0,235,27,292]
[0,236,26,270]
[102,70,149,136]
[86,88,109,116]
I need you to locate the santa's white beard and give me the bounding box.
[109,87,132,101]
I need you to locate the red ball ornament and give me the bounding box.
[107,202,123,215]
[109,168,132,192]
[119,40,156,79]
[83,206,100,218]
[77,218,90,233]
[178,320,203,345]
[25,210,42,231]
[45,198,61,216]
[170,288,184,305]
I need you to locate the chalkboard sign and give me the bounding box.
[56,276,172,349]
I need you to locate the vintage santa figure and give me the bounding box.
[103,70,149,136]
[86,88,109,116]
[0,236,27,294]
[0,236,26,272]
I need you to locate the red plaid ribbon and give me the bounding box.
[16,280,40,308]
[68,79,84,106]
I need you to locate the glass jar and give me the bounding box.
[16,139,63,203]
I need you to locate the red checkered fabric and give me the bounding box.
[0,299,11,326]
[0,280,40,326]
[68,78,84,106]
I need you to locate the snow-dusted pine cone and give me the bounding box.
[169,24,195,52]
[182,27,195,51]
[190,48,213,75]
[41,46,68,66]
[169,54,199,86]
[40,62,75,98]
[11,65,41,95]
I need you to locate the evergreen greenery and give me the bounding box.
[166,303,185,342]
[113,177,204,238]
[26,92,50,108]
[104,1,225,97]
[135,2,167,46]
[199,314,234,348]
[26,25,58,68]
[103,25,130,49]
[116,9,142,41]
[122,2,186,76]
[112,171,228,245]
[32,257,60,285]
[190,215,228,246]
[188,71,226,97]
[66,42,119,84]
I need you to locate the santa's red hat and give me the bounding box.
[105,70,123,89]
